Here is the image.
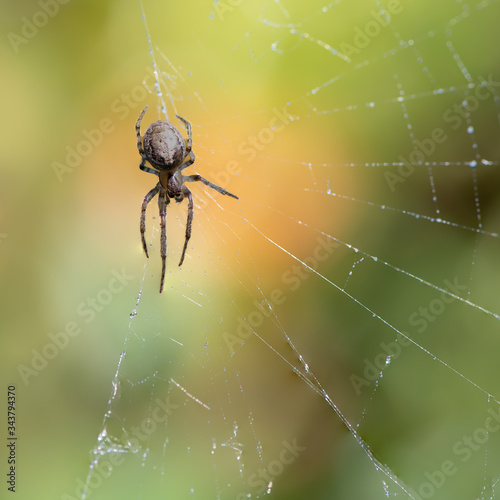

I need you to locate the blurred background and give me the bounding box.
[1,0,500,499]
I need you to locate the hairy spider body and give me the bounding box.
[136,106,238,293]
[143,121,186,169]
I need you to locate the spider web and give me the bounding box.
[80,0,500,499]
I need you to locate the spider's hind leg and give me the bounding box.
[179,151,195,172]
[176,115,192,151]
[136,106,148,155]
[140,161,159,176]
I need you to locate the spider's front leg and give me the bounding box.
[140,185,160,258]
[179,186,194,267]
[158,187,170,293]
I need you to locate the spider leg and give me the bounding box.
[140,184,160,258]
[158,186,170,293]
[176,115,192,151]
[179,186,194,267]
[140,161,159,176]
[136,106,148,156]
[179,150,195,172]
[137,106,160,176]
[182,174,238,199]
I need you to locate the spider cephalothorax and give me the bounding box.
[136,106,238,293]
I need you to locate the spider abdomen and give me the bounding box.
[143,121,186,169]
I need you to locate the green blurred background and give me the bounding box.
[1,0,500,499]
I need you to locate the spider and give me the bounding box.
[136,106,238,293]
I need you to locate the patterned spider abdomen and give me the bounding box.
[143,121,186,170]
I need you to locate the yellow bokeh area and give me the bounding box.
[2,0,500,499]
